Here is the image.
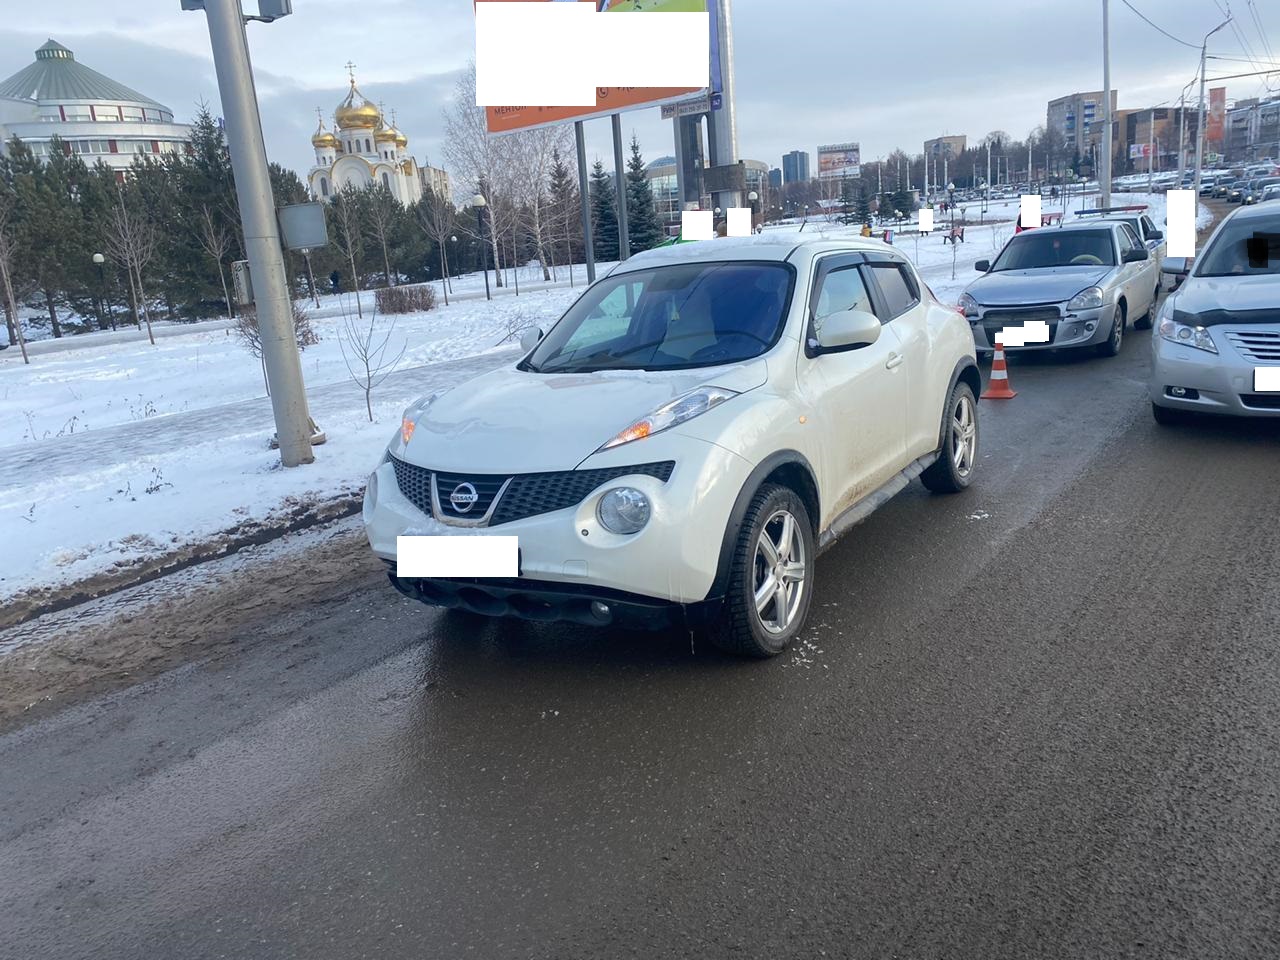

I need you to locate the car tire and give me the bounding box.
[711,484,815,659]
[921,381,979,494]
[1151,401,1188,426]
[1097,301,1125,357]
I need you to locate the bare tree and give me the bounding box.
[197,205,235,319]
[364,184,399,287]
[443,63,515,288]
[509,125,571,283]
[331,185,364,317]
[0,194,30,364]
[103,188,159,346]
[416,189,455,306]
[338,301,405,422]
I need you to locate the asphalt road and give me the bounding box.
[3,310,1280,959]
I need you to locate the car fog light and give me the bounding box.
[1084,321,1097,333]
[597,487,650,534]
[591,600,612,622]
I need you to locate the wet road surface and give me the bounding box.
[3,319,1280,959]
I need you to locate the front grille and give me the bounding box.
[388,454,675,525]
[982,307,1060,345]
[491,461,675,526]
[435,471,508,520]
[390,456,432,517]
[1240,393,1280,410]
[1226,329,1280,362]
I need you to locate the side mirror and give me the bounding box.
[519,327,544,353]
[815,308,882,353]
[1148,230,1164,241]
[1161,257,1190,276]
[1122,247,1149,263]
[974,259,990,273]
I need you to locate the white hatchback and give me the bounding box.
[363,236,981,657]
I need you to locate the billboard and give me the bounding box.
[817,142,860,180]
[1130,143,1153,160]
[478,0,714,135]
[1207,87,1226,143]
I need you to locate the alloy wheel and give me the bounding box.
[752,509,807,636]
[951,393,977,478]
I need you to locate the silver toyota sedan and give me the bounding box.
[1150,202,1280,423]
[959,220,1160,357]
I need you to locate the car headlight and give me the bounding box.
[597,487,650,534]
[958,292,980,317]
[1066,286,1104,311]
[1158,317,1218,354]
[599,386,738,451]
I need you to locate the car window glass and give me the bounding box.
[811,265,873,331]
[866,263,917,319]
[1120,225,1141,252]
[1195,219,1280,277]
[561,282,639,352]
[992,230,1116,269]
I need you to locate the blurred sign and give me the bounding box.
[477,0,713,135]
[818,142,860,180]
[1207,87,1226,143]
[661,94,711,119]
[703,163,746,194]
[1129,143,1153,160]
[277,202,328,251]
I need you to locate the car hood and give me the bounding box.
[1172,274,1280,325]
[399,359,770,473]
[965,266,1112,305]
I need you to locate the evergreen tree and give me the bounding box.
[892,187,915,222]
[836,178,860,226]
[548,147,581,264]
[853,181,872,227]
[588,159,618,262]
[625,135,664,252]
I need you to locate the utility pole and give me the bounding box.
[186,0,313,467]
[1194,17,1232,198]
[1178,90,1187,183]
[1100,0,1112,209]
[707,0,741,210]
[1148,109,1155,192]
[575,121,595,283]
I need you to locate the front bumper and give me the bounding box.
[968,303,1117,351]
[1150,333,1280,418]
[363,432,755,606]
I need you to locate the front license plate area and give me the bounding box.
[1254,367,1280,392]
[396,536,519,578]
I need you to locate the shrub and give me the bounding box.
[375,284,437,315]
[234,300,319,358]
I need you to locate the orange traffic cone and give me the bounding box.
[981,334,1017,400]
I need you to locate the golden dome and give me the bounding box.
[312,126,339,148]
[394,129,409,148]
[374,122,398,144]
[335,81,380,129]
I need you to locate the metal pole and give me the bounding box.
[1148,110,1155,192]
[198,0,311,466]
[1194,20,1230,198]
[575,120,595,283]
[611,113,630,260]
[708,0,741,210]
[475,206,491,300]
[1178,92,1186,183]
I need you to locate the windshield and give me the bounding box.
[524,261,794,374]
[1194,216,1280,277]
[991,230,1115,271]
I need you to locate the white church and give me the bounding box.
[309,67,423,207]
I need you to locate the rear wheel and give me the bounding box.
[1098,301,1126,357]
[921,381,978,494]
[711,484,814,659]
[1134,284,1158,330]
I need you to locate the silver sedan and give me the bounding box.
[959,221,1160,358]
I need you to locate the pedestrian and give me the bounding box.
[329,270,341,295]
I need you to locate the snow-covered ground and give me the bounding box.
[0,193,1208,610]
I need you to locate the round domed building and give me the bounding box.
[309,69,422,207]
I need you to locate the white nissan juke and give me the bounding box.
[363,235,981,657]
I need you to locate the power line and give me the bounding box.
[1118,0,1201,48]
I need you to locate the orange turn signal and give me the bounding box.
[401,418,416,446]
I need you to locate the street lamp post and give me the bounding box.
[447,235,456,295]
[92,252,112,331]
[747,190,758,231]
[472,194,491,301]
[1194,17,1233,198]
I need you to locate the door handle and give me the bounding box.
[885,353,904,370]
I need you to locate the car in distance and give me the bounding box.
[362,236,982,658]
[1243,177,1280,205]
[959,220,1159,356]
[1150,203,1280,424]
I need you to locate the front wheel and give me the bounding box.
[711,484,815,658]
[921,381,979,494]
[1097,302,1126,357]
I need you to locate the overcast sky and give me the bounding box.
[2,0,1277,192]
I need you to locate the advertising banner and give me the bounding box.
[1129,143,1152,160]
[817,142,861,180]
[478,0,714,135]
[1207,87,1226,143]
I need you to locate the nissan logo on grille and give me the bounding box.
[449,482,479,513]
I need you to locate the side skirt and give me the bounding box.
[816,451,939,553]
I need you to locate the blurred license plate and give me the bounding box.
[396,536,519,578]
[1255,367,1280,392]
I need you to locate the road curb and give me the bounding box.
[1,492,363,632]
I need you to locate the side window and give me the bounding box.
[1120,225,1141,254]
[865,262,918,320]
[810,266,873,335]
[1141,216,1156,239]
